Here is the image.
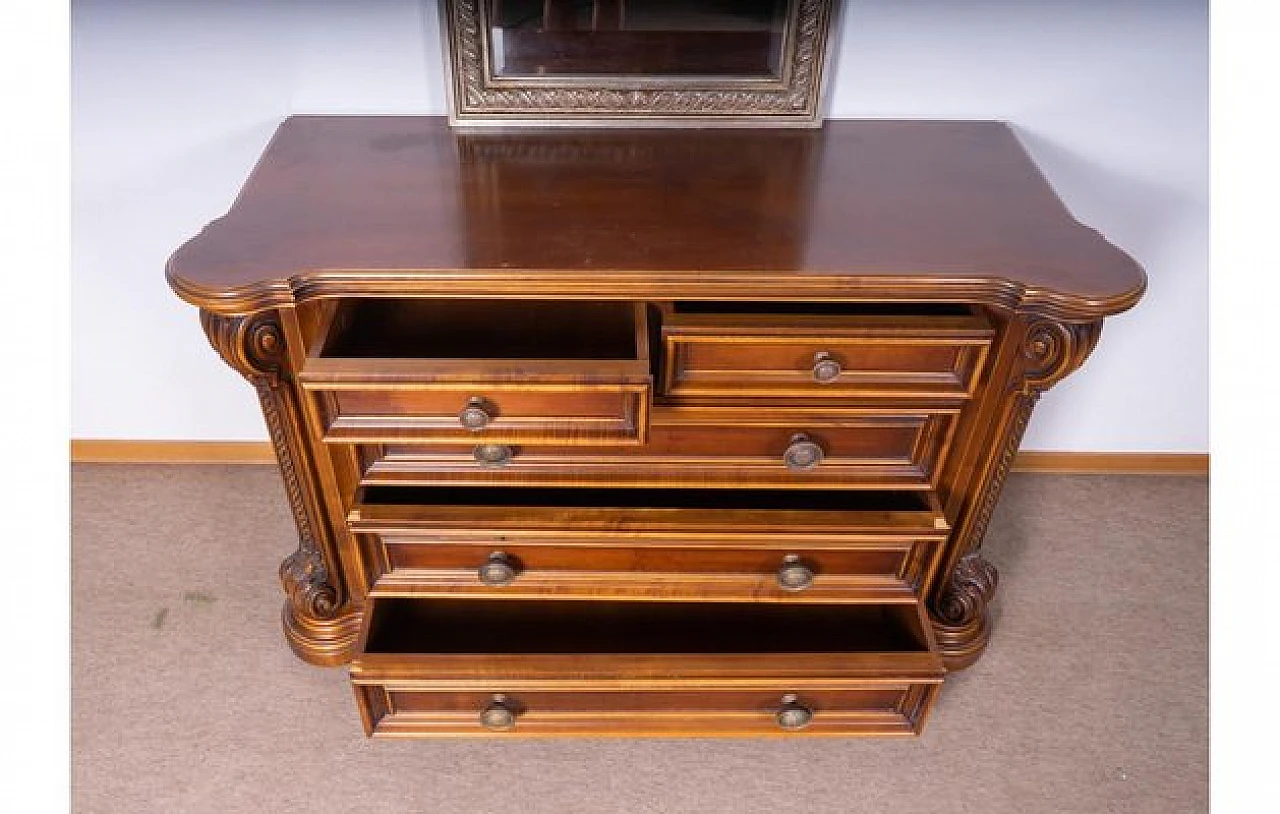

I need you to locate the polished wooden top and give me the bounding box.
[168,116,1145,319]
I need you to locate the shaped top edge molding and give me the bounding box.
[167,115,1145,321]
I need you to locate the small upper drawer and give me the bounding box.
[298,300,652,446]
[658,302,993,401]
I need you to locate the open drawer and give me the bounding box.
[350,597,945,738]
[350,486,949,603]
[298,300,652,445]
[658,302,993,401]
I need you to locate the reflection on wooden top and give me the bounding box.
[167,116,1146,319]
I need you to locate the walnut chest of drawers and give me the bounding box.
[168,116,1145,738]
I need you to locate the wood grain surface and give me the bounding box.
[166,117,1146,320]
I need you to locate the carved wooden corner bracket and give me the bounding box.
[933,316,1103,670]
[200,310,360,665]
[1017,319,1105,397]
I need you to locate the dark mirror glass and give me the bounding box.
[488,0,790,79]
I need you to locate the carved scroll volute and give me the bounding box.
[1017,319,1104,396]
[936,552,999,626]
[199,310,341,627]
[933,315,1103,669]
[278,548,338,620]
[199,309,288,386]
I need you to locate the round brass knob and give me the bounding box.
[783,433,824,471]
[474,443,514,468]
[776,694,813,731]
[776,554,815,592]
[811,351,842,383]
[459,397,493,431]
[478,551,518,586]
[480,694,517,731]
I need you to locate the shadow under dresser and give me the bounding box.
[168,116,1145,738]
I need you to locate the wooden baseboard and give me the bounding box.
[1010,451,1208,475]
[69,440,1209,475]
[70,440,277,465]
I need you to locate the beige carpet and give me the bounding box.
[71,465,1207,814]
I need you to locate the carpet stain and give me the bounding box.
[151,607,168,629]
[182,591,216,605]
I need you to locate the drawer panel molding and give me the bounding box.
[350,487,948,603]
[659,304,994,401]
[356,406,961,490]
[362,533,945,603]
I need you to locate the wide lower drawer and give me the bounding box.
[356,406,960,490]
[659,302,993,401]
[350,597,945,738]
[349,487,949,602]
[298,299,652,445]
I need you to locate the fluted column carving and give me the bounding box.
[932,316,1103,669]
[200,309,360,665]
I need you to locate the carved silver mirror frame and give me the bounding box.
[439,0,838,128]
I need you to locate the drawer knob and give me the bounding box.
[811,351,842,383]
[783,433,824,471]
[479,694,517,731]
[776,694,813,731]
[474,443,514,468]
[776,554,815,591]
[459,397,493,430]
[478,551,518,586]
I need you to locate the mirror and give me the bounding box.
[441,0,837,127]
[487,0,789,79]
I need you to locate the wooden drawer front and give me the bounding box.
[351,598,944,738]
[361,533,942,603]
[660,308,993,400]
[355,683,939,738]
[309,384,650,445]
[358,408,959,489]
[298,300,652,445]
[350,487,948,603]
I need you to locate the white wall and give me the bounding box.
[71,0,1208,451]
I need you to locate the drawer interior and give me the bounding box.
[319,299,644,360]
[359,485,932,512]
[361,597,934,656]
[299,300,654,445]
